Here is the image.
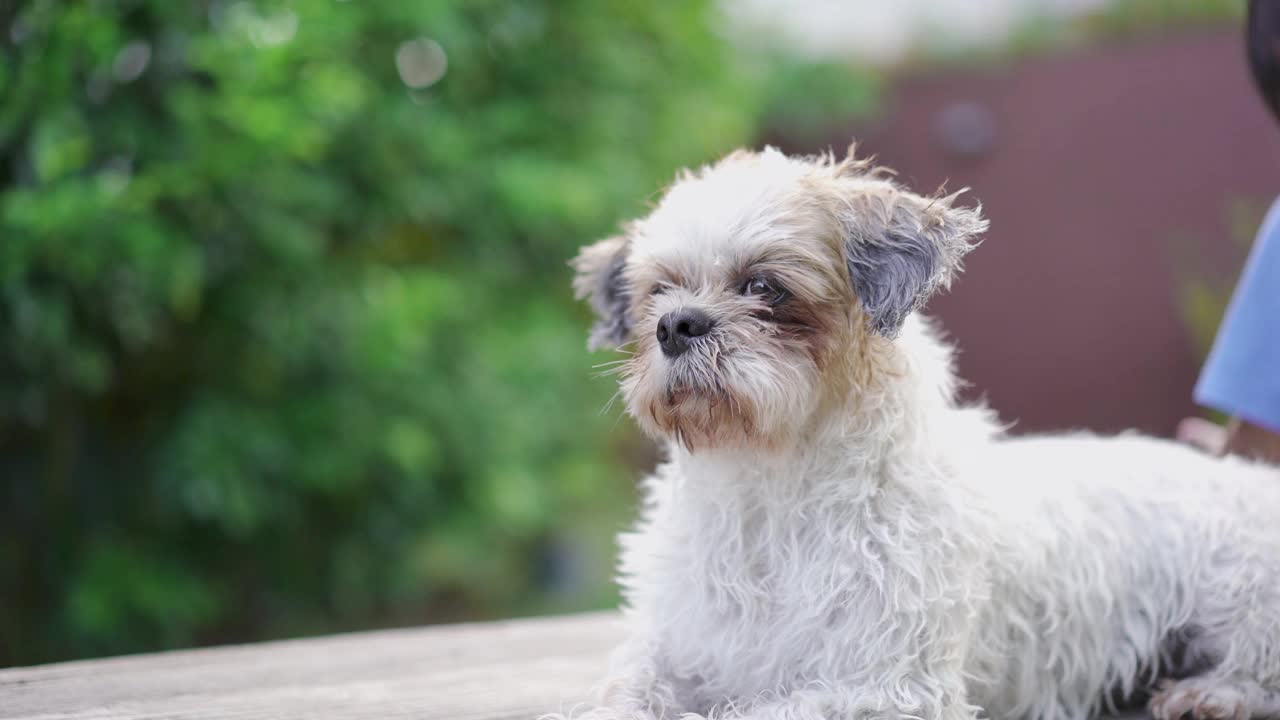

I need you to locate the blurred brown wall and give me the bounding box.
[792,28,1280,435]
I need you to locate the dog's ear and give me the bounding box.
[838,187,987,337]
[571,235,633,351]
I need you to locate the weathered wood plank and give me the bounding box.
[0,611,1156,720]
[0,611,623,720]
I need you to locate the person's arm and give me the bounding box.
[1186,1,1280,466]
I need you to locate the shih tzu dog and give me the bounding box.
[561,146,1280,720]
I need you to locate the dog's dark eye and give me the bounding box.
[650,284,668,296]
[742,276,781,299]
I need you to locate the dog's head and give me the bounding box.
[574,147,986,450]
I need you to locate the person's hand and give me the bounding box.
[1176,417,1229,455]
[1177,416,1280,464]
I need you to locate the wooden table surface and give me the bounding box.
[0,610,1155,720]
[0,611,623,720]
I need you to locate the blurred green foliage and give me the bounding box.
[979,0,1243,65]
[1078,0,1244,38]
[0,0,856,665]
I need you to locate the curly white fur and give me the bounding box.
[557,148,1280,720]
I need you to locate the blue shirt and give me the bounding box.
[1194,197,1280,431]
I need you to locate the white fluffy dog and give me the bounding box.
[562,146,1280,720]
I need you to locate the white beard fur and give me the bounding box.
[575,315,1280,720]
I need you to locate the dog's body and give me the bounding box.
[565,148,1280,720]
[612,317,1280,720]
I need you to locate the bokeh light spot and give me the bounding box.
[395,38,447,89]
[112,41,152,83]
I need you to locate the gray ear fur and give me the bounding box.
[571,235,632,351]
[842,191,986,337]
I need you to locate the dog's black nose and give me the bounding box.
[656,309,713,357]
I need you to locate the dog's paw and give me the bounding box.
[1149,678,1253,720]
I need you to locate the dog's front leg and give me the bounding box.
[552,637,702,720]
